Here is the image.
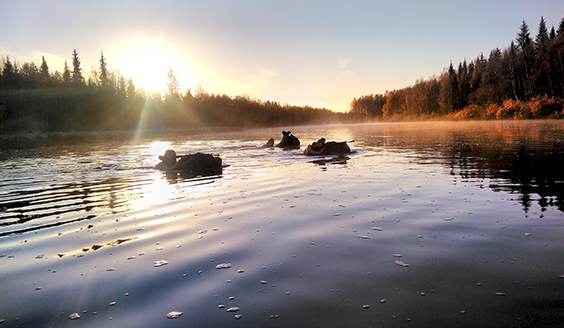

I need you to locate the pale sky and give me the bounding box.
[1,0,563,112]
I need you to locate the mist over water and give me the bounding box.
[1,121,563,327]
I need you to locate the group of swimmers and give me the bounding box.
[156,131,351,171]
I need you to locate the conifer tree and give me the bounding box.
[99,51,109,88]
[536,17,549,46]
[71,49,83,85]
[63,60,71,84]
[558,17,564,36]
[517,20,532,50]
[2,56,17,89]
[550,26,556,39]
[40,56,50,85]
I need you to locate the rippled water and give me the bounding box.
[1,121,563,327]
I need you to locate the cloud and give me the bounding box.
[338,59,354,76]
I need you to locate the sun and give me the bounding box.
[119,47,174,93]
[121,48,169,92]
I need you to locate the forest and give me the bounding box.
[0,50,348,135]
[2,16,564,139]
[350,17,564,120]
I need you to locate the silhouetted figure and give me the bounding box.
[304,138,351,155]
[276,131,300,149]
[155,149,222,175]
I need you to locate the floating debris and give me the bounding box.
[69,313,80,320]
[106,268,115,272]
[524,233,532,236]
[35,254,45,259]
[444,218,454,221]
[495,292,506,296]
[215,263,231,269]
[218,305,225,308]
[380,299,386,303]
[237,269,245,273]
[127,256,136,260]
[167,311,182,319]
[395,260,410,267]
[260,280,267,284]
[227,307,239,312]
[109,302,116,306]
[153,260,169,267]
[234,314,242,320]
[332,213,341,216]
[358,235,369,239]
[371,227,383,231]
[393,254,403,257]
[362,304,370,309]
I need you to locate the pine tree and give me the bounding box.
[536,17,549,47]
[99,51,109,88]
[63,60,71,84]
[550,26,556,39]
[2,56,17,89]
[517,20,532,50]
[558,17,564,36]
[40,56,50,85]
[71,49,83,85]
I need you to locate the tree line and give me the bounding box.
[350,17,564,120]
[0,50,348,134]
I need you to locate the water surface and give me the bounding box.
[1,121,563,327]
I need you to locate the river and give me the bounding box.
[1,121,563,327]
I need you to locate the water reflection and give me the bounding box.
[162,169,223,183]
[447,137,564,213]
[310,154,350,168]
[1,122,563,328]
[350,121,564,213]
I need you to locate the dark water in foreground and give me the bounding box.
[1,121,563,328]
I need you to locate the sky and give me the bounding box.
[1,0,563,112]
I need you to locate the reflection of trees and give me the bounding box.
[449,139,564,213]
[350,122,564,214]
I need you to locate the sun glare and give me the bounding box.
[120,47,174,93]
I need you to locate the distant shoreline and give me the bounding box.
[0,127,242,152]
